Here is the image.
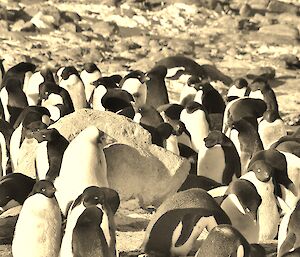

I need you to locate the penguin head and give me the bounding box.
[79,126,106,145]
[31,128,63,143]
[185,101,207,114]
[39,81,59,100]
[121,70,148,84]
[247,160,273,182]
[40,66,55,83]
[31,180,56,198]
[157,103,184,121]
[133,104,164,127]
[225,179,262,222]
[249,77,269,92]
[101,88,134,113]
[146,65,167,79]
[262,109,280,122]
[156,122,174,141]
[83,63,100,73]
[204,130,228,148]
[172,120,188,136]
[22,111,51,139]
[92,75,121,89]
[60,66,80,83]
[234,78,248,89]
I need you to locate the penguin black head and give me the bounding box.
[187,75,201,87]
[185,101,206,114]
[74,186,120,214]
[22,112,51,139]
[39,81,59,100]
[263,109,280,122]
[157,103,184,121]
[204,130,228,148]
[135,104,164,127]
[172,120,187,136]
[92,76,121,89]
[121,70,148,84]
[32,180,56,198]
[247,160,273,182]
[31,128,63,143]
[83,63,99,73]
[233,77,248,89]
[226,179,262,222]
[40,67,55,83]
[250,77,270,92]
[61,66,80,80]
[146,65,167,79]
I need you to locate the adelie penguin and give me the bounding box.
[120,70,149,108]
[59,66,88,110]
[38,81,74,122]
[12,180,62,257]
[0,78,28,125]
[1,62,36,91]
[142,188,231,257]
[195,224,266,257]
[197,130,241,185]
[9,106,51,172]
[145,65,169,109]
[60,186,120,257]
[33,128,69,182]
[80,62,102,103]
[54,126,109,216]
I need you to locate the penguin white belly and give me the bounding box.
[0,132,7,177]
[229,129,241,156]
[42,94,64,107]
[46,105,61,122]
[25,72,44,106]
[12,195,61,257]
[221,196,259,243]
[22,71,33,95]
[36,141,49,180]
[170,216,218,257]
[249,91,264,100]
[227,86,248,99]
[165,135,180,155]
[197,145,225,184]
[10,124,22,171]
[241,172,279,241]
[55,146,108,215]
[0,88,10,122]
[278,209,294,255]
[193,91,203,105]
[258,119,287,149]
[92,86,107,110]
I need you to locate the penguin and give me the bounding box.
[59,66,88,110]
[142,188,231,257]
[60,186,120,257]
[24,67,56,106]
[222,97,267,136]
[80,62,102,103]
[178,174,223,192]
[54,126,109,216]
[0,59,4,87]
[0,119,13,176]
[38,81,74,122]
[1,62,36,91]
[282,249,300,257]
[56,66,65,83]
[0,78,28,125]
[240,166,280,242]
[33,128,69,182]
[197,130,241,185]
[89,75,122,111]
[133,104,164,127]
[145,65,169,108]
[271,136,300,158]
[120,70,148,108]
[247,149,298,209]
[12,180,62,257]
[228,117,264,173]
[278,200,300,257]
[0,173,35,211]
[180,101,210,152]
[213,179,262,244]
[9,106,51,171]
[226,77,250,102]
[195,224,265,257]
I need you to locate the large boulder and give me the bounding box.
[258,24,299,44]
[16,109,190,207]
[267,0,299,14]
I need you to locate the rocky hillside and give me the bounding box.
[0,0,299,256]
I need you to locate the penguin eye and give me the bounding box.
[246,208,250,213]
[5,195,10,199]
[41,188,46,192]
[257,168,261,173]
[94,196,99,201]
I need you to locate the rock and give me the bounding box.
[118,26,144,38]
[258,24,299,43]
[167,38,195,55]
[239,3,254,17]
[92,20,118,37]
[30,11,56,30]
[105,143,190,207]
[279,54,300,69]
[60,22,81,33]
[0,20,9,31]
[267,0,299,14]
[17,110,190,207]
[238,19,259,31]
[165,0,218,9]
[246,66,276,80]
[60,11,81,23]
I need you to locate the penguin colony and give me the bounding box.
[0,55,298,257]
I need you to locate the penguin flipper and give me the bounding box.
[278,232,296,257]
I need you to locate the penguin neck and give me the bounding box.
[261,88,279,113]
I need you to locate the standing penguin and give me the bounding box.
[197,130,241,185]
[60,186,120,257]
[33,128,69,182]
[145,65,169,108]
[180,101,210,153]
[195,224,265,257]
[226,77,250,102]
[38,81,74,122]
[59,66,88,110]
[9,106,51,171]
[80,62,102,103]
[55,126,109,216]
[0,78,28,125]
[12,180,62,257]
[24,67,56,106]
[142,188,231,257]
[120,70,148,108]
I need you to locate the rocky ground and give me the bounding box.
[0,0,299,256]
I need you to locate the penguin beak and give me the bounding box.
[142,74,151,83]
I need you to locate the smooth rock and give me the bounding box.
[61,11,81,23]
[239,3,254,17]
[167,38,195,55]
[0,20,8,31]
[267,0,299,14]
[60,22,81,33]
[258,24,299,41]
[106,143,190,207]
[247,66,276,80]
[92,20,118,37]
